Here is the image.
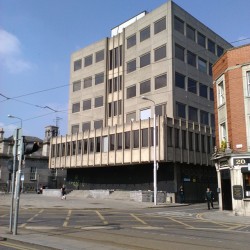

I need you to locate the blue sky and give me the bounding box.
[0,0,249,139]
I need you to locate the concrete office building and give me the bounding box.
[212,44,250,215]
[49,1,232,202]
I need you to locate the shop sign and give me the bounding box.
[233,157,250,166]
[233,185,243,200]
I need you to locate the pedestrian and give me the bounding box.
[61,185,66,200]
[205,187,214,210]
[179,185,184,203]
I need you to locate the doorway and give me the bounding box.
[221,169,232,210]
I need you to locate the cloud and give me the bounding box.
[0,29,32,73]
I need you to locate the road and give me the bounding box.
[1,200,250,250]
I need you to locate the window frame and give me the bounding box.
[140,26,150,42]
[154,17,166,34]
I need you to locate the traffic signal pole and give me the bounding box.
[13,136,24,235]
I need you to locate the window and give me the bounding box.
[125,131,130,149]
[73,81,81,92]
[95,137,101,152]
[174,16,184,34]
[133,130,139,148]
[188,78,197,94]
[127,85,136,99]
[140,108,151,120]
[176,102,186,119]
[243,172,250,198]
[189,132,193,151]
[210,88,214,101]
[74,59,82,71]
[108,103,112,117]
[77,140,82,154]
[95,72,104,85]
[140,79,151,95]
[207,136,211,154]
[127,34,136,49]
[198,57,207,73]
[200,110,209,125]
[140,26,150,42]
[175,44,185,61]
[154,17,166,34]
[167,127,173,147]
[30,167,37,180]
[187,51,196,67]
[208,39,215,54]
[186,24,195,41]
[84,54,93,67]
[112,133,121,151]
[94,120,103,129]
[211,114,215,128]
[94,96,103,108]
[72,102,80,113]
[220,122,227,142]
[155,104,166,116]
[150,127,158,146]
[155,73,167,89]
[127,59,136,73]
[175,72,185,89]
[71,124,79,134]
[197,32,206,48]
[140,52,150,68]
[175,128,180,148]
[126,112,136,123]
[108,79,112,93]
[109,134,115,151]
[218,81,225,105]
[247,71,250,96]
[83,76,92,88]
[113,101,118,116]
[83,99,91,111]
[95,50,104,63]
[209,63,213,76]
[89,138,94,153]
[154,45,166,62]
[118,100,122,115]
[199,83,208,98]
[82,122,91,132]
[189,106,198,122]
[201,135,206,153]
[72,141,76,155]
[102,136,108,152]
[141,128,149,147]
[195,133,200,152]
[182,130,187,149]
[217,45,224,57]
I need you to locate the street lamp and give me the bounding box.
[8,114,22,128]
[141,96,157,205]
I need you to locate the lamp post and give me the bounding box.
[8,114,22,128]
[7,114,23,234]
[141,96,157,205]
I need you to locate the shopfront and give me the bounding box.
[213,154,250,216]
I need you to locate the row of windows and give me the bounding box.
[109,46,123,70]
[126,73,167,99]
[175,72,214,101]
[73,49,105,71]
[72,96,104,113]
[108,76,122,94]
[175,43,213,75]
[176,101,215,127]
[52,128,158,158]
[127,17,166,49]
[72,72,104,92]
[71,120,103,134]
[108,100,122,117]
[174,16,224,57]
[127,44,166,73]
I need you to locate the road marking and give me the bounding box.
[81,226,114,230]
[130,213,147,225]
[20,209,44,228]
[25,226,58,230]
[167,216,195,229]
[95,210,108,225]
[0,241,38,250]
[133,226,164,230]
[63,209,72,227]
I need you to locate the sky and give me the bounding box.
[0,0,249,139]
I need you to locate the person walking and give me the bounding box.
[205,187,214,210]
[61,185,66,200]
[179,185,185,203]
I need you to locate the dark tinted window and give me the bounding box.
[84,54,93,67]
[74,59,82,71]
[176,102,186,119]
[199,83,208,98]
[187,50,196,67]
[82,122,91,132]
[73,81,81,92]
[189,106,198,122]
[197,32,206,48]
[186,24,195,41]
[140,52,150,68]
[94,96,103,108]
[127,34,136,49]
[217,45,224,57]
[210,88,214,101]
[155,73,167,89]
[175,44,184,61]
[174,16,184,34]
[154,17,166,34]
[71,125,79,134]
[72,102,80,113]
[175,72,185,89]
[83,77,92,88]
[94,120,103,129]
[127,85,136,99]
[198,57,207,73]
[95,50,104,62]
[83,99,91,110]
[155,45,166,61]
[188,78,197,94]
[200,110,209,125]
[208,39,215,54]
[133,130,139,148]
[140,26,150,42]
[95,72,104,85]
[141,128,148,147]
[127,59,136,73]
[140,79,151,95]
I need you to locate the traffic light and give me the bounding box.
[23,139,40,155]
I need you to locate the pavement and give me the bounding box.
[1,193,250,250]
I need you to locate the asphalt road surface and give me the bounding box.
[1,203,250,250]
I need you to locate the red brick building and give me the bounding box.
[212,44,250,216]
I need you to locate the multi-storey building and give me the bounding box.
[49,1,232,202]
[212,44,250,215]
